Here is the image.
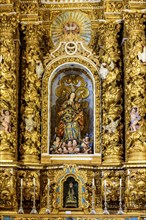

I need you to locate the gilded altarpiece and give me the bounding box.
[0,0,146,218]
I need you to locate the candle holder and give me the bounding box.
[18,179,24,214]
[103,180,109,215]
[117,178,124,215]
[90,181,96,214]
[30,180,38,214]
[45,182,50,214]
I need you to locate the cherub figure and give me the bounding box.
[130,107,141,132]
[61,142,68,154]
[25,115,36,132]
[81,135,91,154]
[0,110,11,133]
[72,139,80,154]
[68,140,74,154]
[104,117,120,134]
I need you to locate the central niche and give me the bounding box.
[49,65,94,155]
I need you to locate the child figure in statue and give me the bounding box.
[130,107,141,132]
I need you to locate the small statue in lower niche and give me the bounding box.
[65,182,78,208]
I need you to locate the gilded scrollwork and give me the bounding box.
[1,1,146,216]
[0,168,17,210]
[17,170,40,204]
[20,2,38,14]
[20,23,44,163]
[95,171,102,210]
[97,21,123,164]
[0,13,18,161]
[102,170,125,210]
[125,169,146,210]
[104,1,124,13]
[39,165,95,214]
[123,11,146,162]
[40,169,56,214]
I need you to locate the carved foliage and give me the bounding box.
[20,2,38,14]
[126,169,146,209]
[0,168,17,209]
[98,22,123,163]
[20,24,43,159]
[123,12,145,159]
[102,170,125,209]
[105,1,124,12]
[17,170,40,201]
[0,14,18,156]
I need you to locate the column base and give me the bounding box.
[103,154,123,165]
[127,151,146,163]
[20,154,39,164]
[0,151,15,162]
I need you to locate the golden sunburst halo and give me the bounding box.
[51,11,91,45]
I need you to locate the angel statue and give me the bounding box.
[56,92,84,141]
[0,110,11,133]
[130,107,141,132]
[103,117,120,134]
[25,115,36,132]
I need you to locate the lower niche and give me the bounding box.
[63,176,78,208]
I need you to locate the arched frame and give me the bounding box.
[61,174,80,209]
[41,56,101,163]
[53,165,89,211]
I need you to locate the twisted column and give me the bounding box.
[0,14,18,162]
[98,21,123,164]
[123,11,146,162]
[20,23,43,163]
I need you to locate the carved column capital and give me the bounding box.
[98,20,121,34]
[21,22,43,43]
[123,11,145,35]
[0,13,18,36]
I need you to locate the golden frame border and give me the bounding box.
[41,56,100,158]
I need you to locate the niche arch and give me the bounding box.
[60,174,82,209]
[41,57,101,161]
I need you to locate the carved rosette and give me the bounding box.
[0,168,17,211]
[98,21,123,164]
[124,12,146,162]
[0,14,18,161]
[19,23,43,163]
